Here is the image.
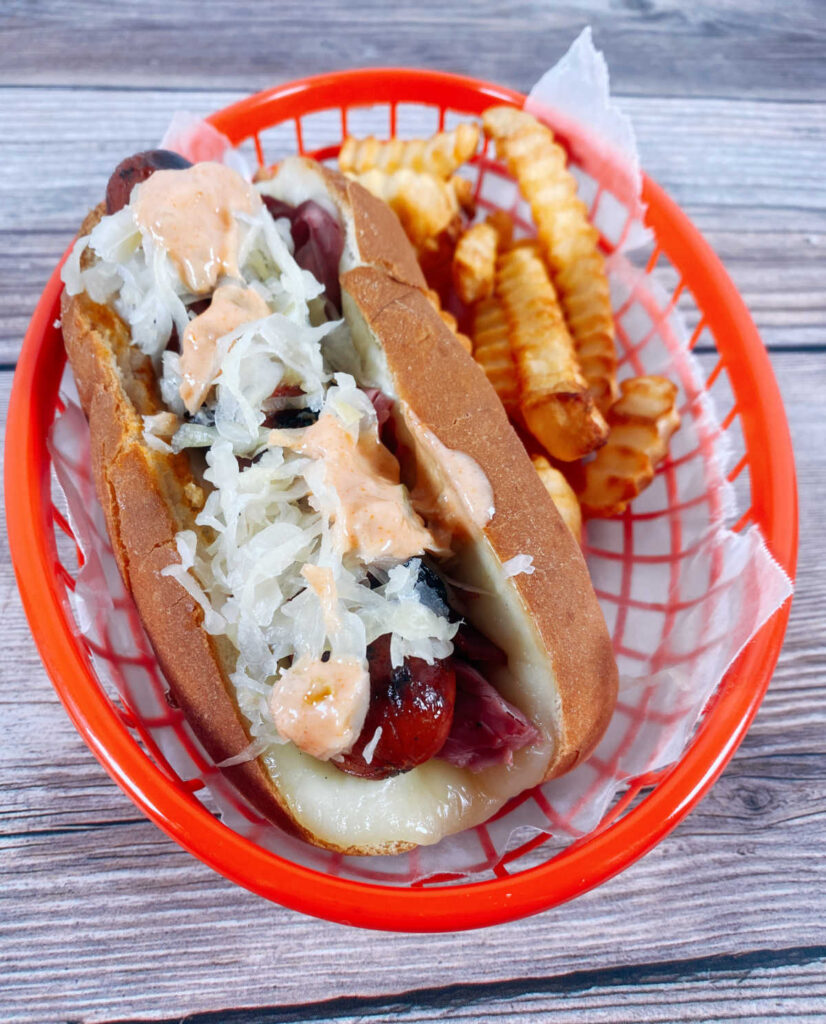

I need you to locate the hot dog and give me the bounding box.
[60,150,618,853]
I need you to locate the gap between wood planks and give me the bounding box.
[102,945,826,1024]
[3,82,826,107]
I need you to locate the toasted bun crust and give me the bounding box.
[62,162,617,853]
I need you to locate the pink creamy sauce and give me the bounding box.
[269,653,369,761]
[270,569,373,763]
[180,283,270,414]
[405,410,495,549]
[276,412,435,565]
[133,162,261,294]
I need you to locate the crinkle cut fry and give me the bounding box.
[471,292,519,413]
[485,209,515,250]
[452,209,515,305]
[453,220,499,305]
[578,375,680,518]
[338,123,480,178]
[482,105,618,414]
[449,174,476,216]
[496,243,608,462]
[532,455,582,542]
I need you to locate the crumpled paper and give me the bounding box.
[49,29,793,885]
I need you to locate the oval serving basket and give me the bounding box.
[6,69,797,932]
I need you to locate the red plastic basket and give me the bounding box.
[6,69,797,931]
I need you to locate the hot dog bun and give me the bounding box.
[61,159,617,854]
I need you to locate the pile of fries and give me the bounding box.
[337,108,680,540]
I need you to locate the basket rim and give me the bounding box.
[5,67,798,932]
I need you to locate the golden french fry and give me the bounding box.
[578,375,680,518]
[482,105,618,413]
[452,221,499,304]
[610,374,681,460]
[532,454,582,542]
[578,445,653,519]
[471,293,519,414]
[449,175,476,216]
[338,123,480,178]
[496,244,608,461]
[424,289,472,353]
[481,105,542,140]
[485,209,515,250]
[348,168,460,251]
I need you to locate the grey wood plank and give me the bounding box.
[1,89,824,362]
[1,0,824,101]
[0,348,822,1022]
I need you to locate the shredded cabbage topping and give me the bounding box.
[62,171,456,753]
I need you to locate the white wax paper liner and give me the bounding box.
[49,31,793,885]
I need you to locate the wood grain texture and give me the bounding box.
[2,0,825,100]
[0,90,824,362]
[1,351,823,1023]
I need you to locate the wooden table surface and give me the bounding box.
[2,3,824,1021]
